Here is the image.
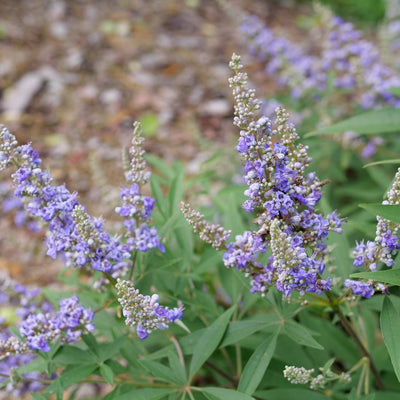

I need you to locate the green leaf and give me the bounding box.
[238,331,278,394]
[220,318,280,347]
[81,332,100,359]
[189,305,236,379]
[53,345,98,365]
[215,187,246,236]
[283,320,323,350]
[381,296,400,382]
[150,176,167,218]
[350,269,400,285]
[97,335,129,361]
[100,363,114,385]
[168,162,184,217]
[305,108,400,137]
[200,387,256,400]
[139,359,183,385]
[56,379,63,400]
[173,214,194,269]
[321,358,335,375]
[167,349,187,385]
[255,388,330,400]
[17,355,47,375]
[348,389,376,400]
[325,219,352,280]
[359,203,400,225]
[374,392,400,400]
[112,387,177,400]
[44,364,98,394]
[32,394,47,400]
[105,359,127,375]
[363,159,400,168]
[389,87,400,96]
[139,112,160,138]
[146,153,174,180]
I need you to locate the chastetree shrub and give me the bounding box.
[1,53,400,399]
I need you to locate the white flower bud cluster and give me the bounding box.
[364,167,400,271]
[0,125,18,171]
[310,374,326,389]
[387,168,400,204]
[229,54,261,130]
[116,279,183,339]
[125,121,151,186]
[117,279,166,332]
[73,205,103,244]
[284,363,351,391]
[270,219,298,272]
[283,365,314,384]
[0,336,30,360]
[180,202,231,250]
[376,167,400,239]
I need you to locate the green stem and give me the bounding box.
[94,299,114,313]
[102,272,116,288]
[128,249,138,281]
[325,291,385,391]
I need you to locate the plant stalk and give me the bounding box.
[325,291,385,391]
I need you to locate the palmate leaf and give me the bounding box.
[305,107,400,137]
[359,203,400,225]
[381,297,400,383]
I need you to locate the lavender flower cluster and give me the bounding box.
[183,54,342,298]
[345,168,400,297]
[0,294,93,395]
[1,293,93,358]
[0,125,132,277]
[0,274,52,395]
[115,121,164,253]
[1,122,182,344]
[116,279,183,339]
[241,14,400,109]
[240,15,325,100]
[0,347,43,396]
[0,273,51,322]
[0,181,41,232]
[19,295,94,352]
[241,12,399,159]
